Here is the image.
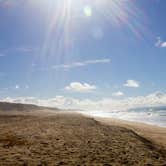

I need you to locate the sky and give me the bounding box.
[0,0,166,111]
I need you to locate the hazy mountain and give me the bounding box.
[0,102,59,112]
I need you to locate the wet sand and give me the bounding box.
[0,111,166,165]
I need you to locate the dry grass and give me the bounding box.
[0,112,166,165]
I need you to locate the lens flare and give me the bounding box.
[84,6,92,17]
[27,0,149,64]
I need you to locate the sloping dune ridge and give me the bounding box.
[0,102,166,165]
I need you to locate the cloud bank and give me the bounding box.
[1,92,166,111]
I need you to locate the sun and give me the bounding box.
[30,0,134,23]
[29,0,145,59]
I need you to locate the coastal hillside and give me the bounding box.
[0,102,58,112]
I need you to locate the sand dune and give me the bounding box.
[0,106,166,165]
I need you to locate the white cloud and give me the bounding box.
[112,91,124,97]
[124,80,140,88]
[155,37,162,47]
[161,42,166,47]
[155,37,166,48]
[52,59,110,70]
[1,92,166,111]
[15,46,34,53]
[15,85,20,89]
[65,82,96,93]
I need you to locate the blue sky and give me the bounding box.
[0,0,166,109]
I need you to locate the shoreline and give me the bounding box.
[95,116,166,148]
[77,110,166,128]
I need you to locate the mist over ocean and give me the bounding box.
[79,106,166,127]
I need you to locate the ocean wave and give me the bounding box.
[79,107,166,127]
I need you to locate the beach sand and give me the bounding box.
[0,110,166,165]
[96,117,166,148]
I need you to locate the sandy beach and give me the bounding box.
[1,0,166,165]
[96,117,166,149]
[0,109,166,165]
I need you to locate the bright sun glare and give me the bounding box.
[31,0,143,29]
[29,0,145,59]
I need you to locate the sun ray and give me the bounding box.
[28,0,150,64]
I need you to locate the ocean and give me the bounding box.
[79,106,166,127]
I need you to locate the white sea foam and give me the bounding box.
[79,108,166,127]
